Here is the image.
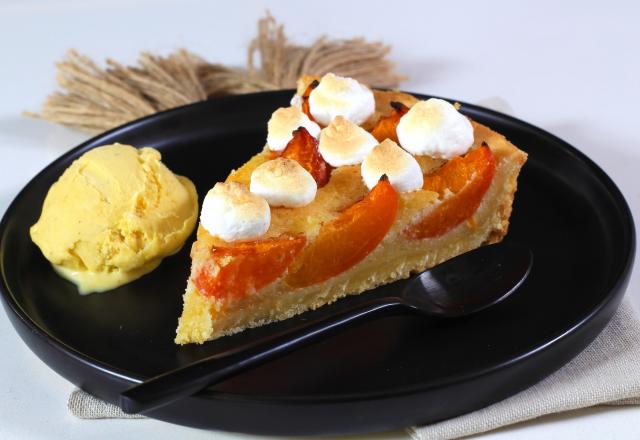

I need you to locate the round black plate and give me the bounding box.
[0,91,635,436]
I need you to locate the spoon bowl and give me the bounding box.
[403,241,532,317]
[120,241,532,415]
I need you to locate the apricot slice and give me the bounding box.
[370,101,410,143]
[286,177,398,288]
[404,145,496,239]
[193,234,306,301]
[301,79,319,123]
[281,127,332,187]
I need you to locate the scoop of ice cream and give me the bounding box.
[30,143,198,294]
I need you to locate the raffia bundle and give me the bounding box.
[27,14,405,133]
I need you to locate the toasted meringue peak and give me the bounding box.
[267,106,320,152]
[396,98,474,159]
[200,182,270,242]
[290,94,303,109]
[250,158,317,208]
[318,116,379,167]
[361,139,423,193]
[309,73,375,126]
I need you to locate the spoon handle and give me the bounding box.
[119,297,407,414]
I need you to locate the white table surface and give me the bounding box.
[1,1,639,438]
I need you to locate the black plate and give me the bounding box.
[0,91,635,436]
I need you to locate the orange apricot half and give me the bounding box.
[404,145,496,239]
[193,234,306,301]
[301,79,319,123]
[286,177,398,288]
[281,127,332,187]
[370,101,410,143]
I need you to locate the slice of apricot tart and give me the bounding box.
[175,78,527,344]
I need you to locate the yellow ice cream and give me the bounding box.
[30,143,198,294]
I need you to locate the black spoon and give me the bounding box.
[120,241,532,414]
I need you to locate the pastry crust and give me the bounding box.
[175,86,527,344]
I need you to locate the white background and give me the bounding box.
[1,1,639,439]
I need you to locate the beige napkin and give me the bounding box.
[409,298,640,439]
[69,299,640,439]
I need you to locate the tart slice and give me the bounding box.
[175,74,527,344]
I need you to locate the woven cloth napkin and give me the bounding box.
[68,298,640,439]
